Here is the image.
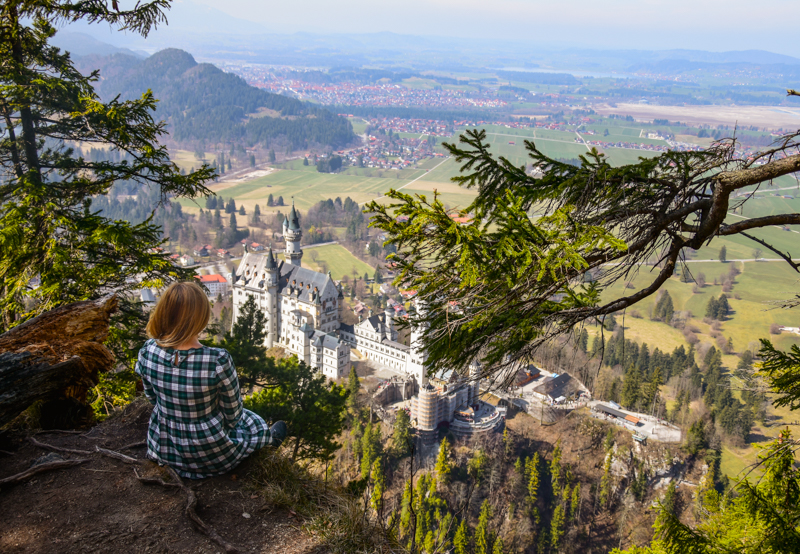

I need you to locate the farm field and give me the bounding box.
[595,103,800,130]
[301,243,375,281]
[589,255,800,479]
[347,117,369,135]
[176,122,691,217]
[170,149,206,172]
[176,170,405,214]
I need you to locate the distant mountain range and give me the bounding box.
[61,2,800,75]
[74,48,356,150]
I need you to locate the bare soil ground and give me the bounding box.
[596,103,800,130]
[0,401,324,554]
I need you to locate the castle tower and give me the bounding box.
[384,304,396,341]
[468,360,482,405]
[407,297,429,385]
[264,247,279,348]
[284,199,303,267]
[337,282,344,329]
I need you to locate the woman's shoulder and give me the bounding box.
[200,344,232,365]
[138,338,161,357]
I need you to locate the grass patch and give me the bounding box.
[304,244,374,281]
[248,449,400,553]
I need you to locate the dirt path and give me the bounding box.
[0,402,324,554]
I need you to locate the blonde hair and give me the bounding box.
[146,281,211,348]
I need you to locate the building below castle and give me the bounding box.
[409,361,506,445]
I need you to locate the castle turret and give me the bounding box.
[284,199,303,267]
[407,297,428,385]
[468,360,482,405]
[264,247,279,347]
[337,282,344,329]
[384,304,396,341]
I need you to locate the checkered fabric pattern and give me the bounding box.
[135,339,270,479]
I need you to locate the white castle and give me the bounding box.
[231,201,427,382]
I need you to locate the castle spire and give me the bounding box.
[284,197,303,267]
[265,245,277,270]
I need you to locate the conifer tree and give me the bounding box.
[591,335,604,357]
[527,453,541,505]
[716,294,730,319]
[346,366,360,414]
[0,0,214,330]
[244,356,348,463]
[599,451,613,507]
[706,296,720,319]
[434,437,453,484]
[502,427,514,459]
[370,458,385,514]
[360,421,381,478]
[718,245,727,263]
[621,365,642,410]
[550,504,566,551]
[550,440,563,489]
[492,537,505,554]
[570,483,581,520]
[654,291,674,322]
[453,518,470,554]
[578,328,589,352]
[399,480,413,537]
[641,366,663,414]
[391,407,412,457]
[214,294,267,386]
[475,500,493,554]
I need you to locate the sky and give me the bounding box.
[187,0,799,56]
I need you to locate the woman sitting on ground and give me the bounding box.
[135,281,285,479]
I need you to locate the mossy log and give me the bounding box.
[0,296,117,427]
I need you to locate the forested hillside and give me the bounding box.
[75,49,356,149]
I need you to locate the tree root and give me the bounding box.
[29,436,93,455]
[119,440,146,451]
[0,459,89,488]
[29,437,141,467]
[134,465,239,553]
[133,467,180,488]
[95,445,140,465]
[165,466,240,553]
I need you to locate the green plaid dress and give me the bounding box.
[135,339,270,479]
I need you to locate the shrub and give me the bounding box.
[683,330,699,345]
[770,323,782,335]
[248,450,400,553]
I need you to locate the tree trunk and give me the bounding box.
[0,296,117,427]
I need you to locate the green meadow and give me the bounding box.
[301,243,375,281]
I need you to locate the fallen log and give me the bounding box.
[0,296,117,427]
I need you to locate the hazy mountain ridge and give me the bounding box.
[75,48,356,149]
